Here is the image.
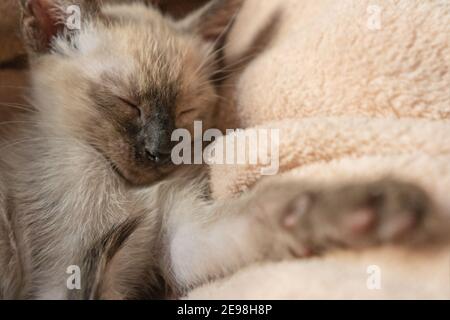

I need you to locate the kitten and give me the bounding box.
[0,0,442,299]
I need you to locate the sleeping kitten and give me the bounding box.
[0,0,442,299]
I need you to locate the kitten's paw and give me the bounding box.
[281,178,434,254]
[251,178,438,257]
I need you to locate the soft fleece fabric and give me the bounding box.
[189,0,450,299]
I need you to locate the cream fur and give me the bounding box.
[195,0,450,299]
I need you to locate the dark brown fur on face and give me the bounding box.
[87,76,180,185]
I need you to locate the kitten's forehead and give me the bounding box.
[106,24,187,102]
[51,3,209,107]
[75,17,187,85]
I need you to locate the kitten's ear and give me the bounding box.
[178,0,244,42]
[20,0,99,55]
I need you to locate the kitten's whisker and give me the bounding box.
[0,136,101,155]
[196,7,242,74]
[0,103,36,113]
[0,85,31,90]
[212,51,262,75]
[0,121,39,127]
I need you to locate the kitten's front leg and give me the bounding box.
[168,177,443,292]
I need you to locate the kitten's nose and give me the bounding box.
[144,145,171,164]
[141,113,175,165]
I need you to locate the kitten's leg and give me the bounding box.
[166,177,445,292]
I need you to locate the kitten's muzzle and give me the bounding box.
[140,119,174,166]
[144,144,172,165]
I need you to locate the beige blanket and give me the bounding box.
[188,0,450,299]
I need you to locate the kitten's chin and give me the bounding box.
[97,148,178,186]
[113,163,178,186]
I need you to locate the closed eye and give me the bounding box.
[178,108,197,118]
[118,97,141,117]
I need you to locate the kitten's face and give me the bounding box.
[24,1,239,185]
